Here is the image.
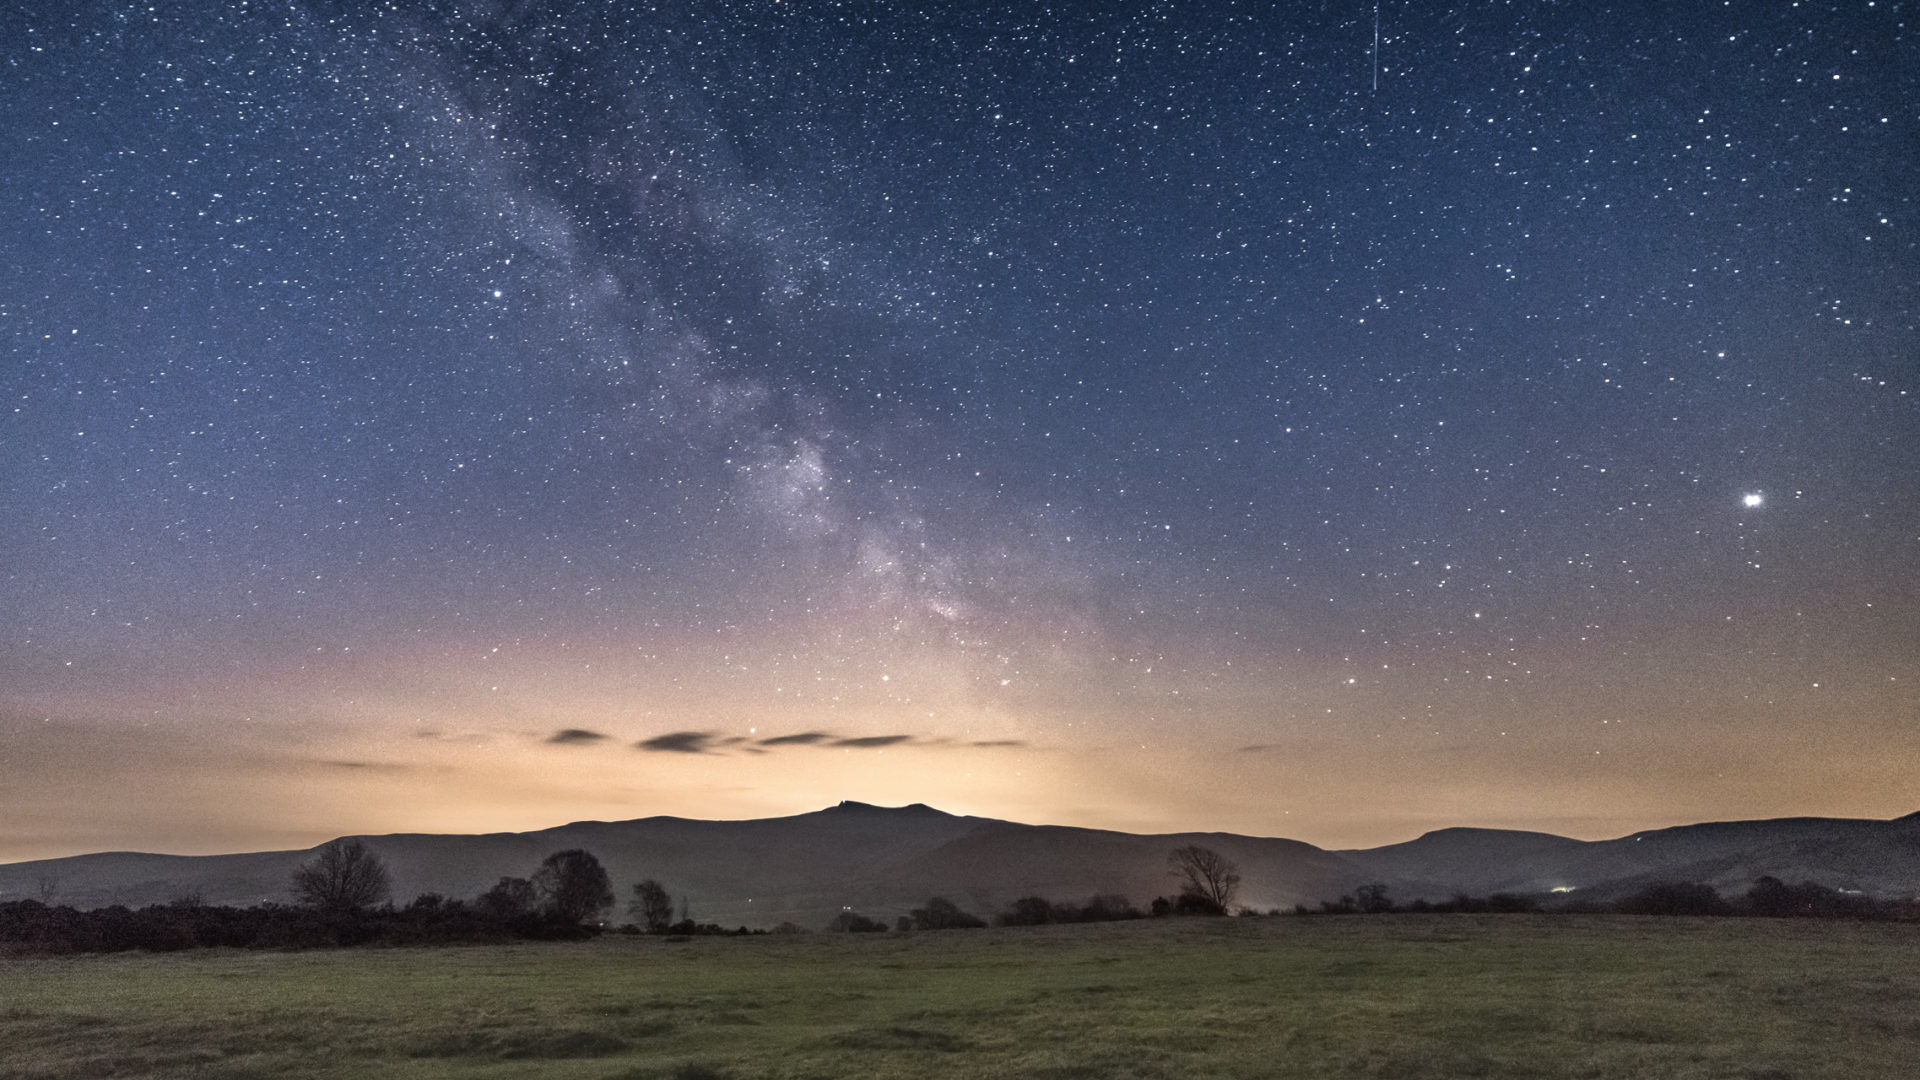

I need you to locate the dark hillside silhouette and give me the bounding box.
[4,805,1917,930]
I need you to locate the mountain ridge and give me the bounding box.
[3,804,1914,927]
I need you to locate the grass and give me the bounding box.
[2,915,1916,1079]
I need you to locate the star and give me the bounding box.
[1742,493,1764,509]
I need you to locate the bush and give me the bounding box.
[997,896,1057,927]
[1743,877,1880,918]
[476,877,537,920]
[1173,892,1227,916]
[825,912,888,933]
[1616,882,1734,917]
[910,897,986,930]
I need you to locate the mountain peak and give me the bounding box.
[824,800,950,816]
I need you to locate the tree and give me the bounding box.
[1175,891,1228,916]
[532,850,614,924]
[999,896,1057,927]
[825,911,887,932]
[910,896,986,930]
[291,839,392,913]
[476,876,537,919]
[1355,883,1394,914]
[1168,844,1240,914]
[1745,875,1798,918]
[1079,894,1140,922]
[1617,881,1732,917]
[630,879,673,933]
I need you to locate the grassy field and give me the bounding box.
[3,915,1916,1079]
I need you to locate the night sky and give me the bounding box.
[4,0,1915,863]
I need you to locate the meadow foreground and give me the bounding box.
[3,915,1915,1079]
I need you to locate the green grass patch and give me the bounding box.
[0,916,1915,1078]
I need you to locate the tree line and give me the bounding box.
[815,844,1243,932]
[1290,877,1920,920]
[0,839,753,955]
[8,840,1911,954]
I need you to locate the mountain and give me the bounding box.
[0,802,1377,926]
[2,804,1915,926]
[1332,827,1591,897]
[1337,811,1920,901]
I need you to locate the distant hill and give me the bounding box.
[3,804,1915,927]
[1336,811,1920,901]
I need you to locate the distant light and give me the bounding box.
[1742,492,1764,508]
[1550,885,1576,893]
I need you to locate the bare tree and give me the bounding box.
[292,839,392,912]
[629,878,673,933]
[1168,844,1240,914]
[1355,882,1394,914]
[532,849,614,924]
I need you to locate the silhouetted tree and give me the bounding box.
[291,839,392,913]
[1079,894,1141,921]
[1000,896,1057,926]
[1745,875,1797,917]
[476,876,537,919]
[911,896,987,930]
[1175,891,1228,916]
[1618,881,1732,917]
[531,850,614,924]
[1168,844,1240,914]
[630,879,673,933]
[825,911,887,932]
[1741,877,1877,918]
[1355,883,1394,913]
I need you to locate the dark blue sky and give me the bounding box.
[3,0,1914,859]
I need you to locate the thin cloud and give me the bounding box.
[636,731,718,754]
[631,730,1027,755]
[546,728,610,745]
[313,759,410,773]
[758,732,833,746]
[748,731,1027,751]
[411,729,491,743]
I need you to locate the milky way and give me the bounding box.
[3,1,1914,860]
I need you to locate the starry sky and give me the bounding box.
[4,0,1915,863]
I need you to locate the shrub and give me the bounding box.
[825,912,888,933]
[910,897,986,930]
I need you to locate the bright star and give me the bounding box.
[1742,492,1764,508]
